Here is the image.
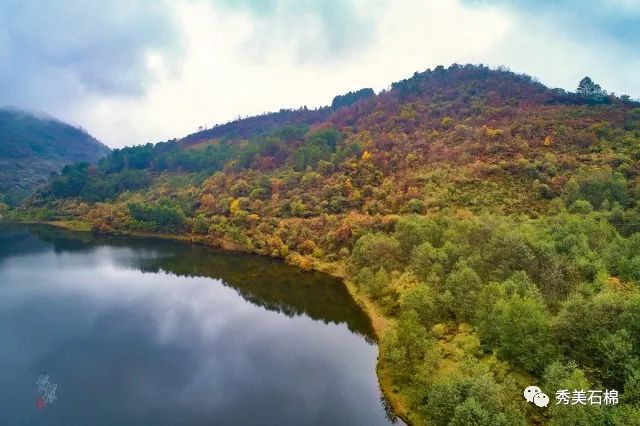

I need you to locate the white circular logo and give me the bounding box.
[534,392,550,407]
[524,385,548,408]
[524,385,541,403]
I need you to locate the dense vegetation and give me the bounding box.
[8,64,640,425]
[331,88,376,110]
[0,108,110,205]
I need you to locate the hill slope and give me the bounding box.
[0,108,110,204]
[12,64,640,425]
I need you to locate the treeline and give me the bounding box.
[389,64,639,109]
[128,200,186,233]
[181,107,331,144]
[47,164,150,201]
[331,88,376,110]
[42,125,362,205]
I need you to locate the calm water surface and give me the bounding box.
[0,224,397,426]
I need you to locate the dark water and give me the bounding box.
[0,224,397,426]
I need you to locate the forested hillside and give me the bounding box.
[0,108,110,205]
[10,64,640,425]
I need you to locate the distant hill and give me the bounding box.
[0,108,110,204]
[26,64,640,214]
[179,87,376,147]
[181,107,331,146]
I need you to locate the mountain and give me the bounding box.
[0,108,110,204]
[11,64,640,425]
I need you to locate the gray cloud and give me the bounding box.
[213,0,385,61]
[0,0,381,116]
[0,0,638,148]
[0,0,182,111]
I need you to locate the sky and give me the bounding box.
[0,0,638,148]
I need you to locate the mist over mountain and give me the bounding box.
[0,108,110,204]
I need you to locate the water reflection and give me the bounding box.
[1,224,375,339]
[0,224,395,426]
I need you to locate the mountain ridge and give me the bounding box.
[0,108,110,204]
[176,64,636,148]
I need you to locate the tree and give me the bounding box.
[193,214,209,234]
[369,267,391,299]
[394,215,442,257]
[599,329,639,390]
[553,290,640,377]
[563,170,630,210]
[475,272,541,343]
[482,293,556,373]
[611,405,640,425]
[577,77,609,104]
[543,361,606,426]
[624,367,640,404]
[444,262,483,322]
[422,374,526,426]
[396,310,430,365]
[410,241,444,283]
[450,398,493,426]
[128,202,186,233]
[400,284,442,328]
[625,108,640,131]
[383,310,431,381]
[351,233,402,272]
[478,230,535,282]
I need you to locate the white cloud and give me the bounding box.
[73,0,511,147]
[477,8,640,98]
[3,0,638,148]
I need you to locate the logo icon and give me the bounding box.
[35,374,58,409]
[524,385,549,408]
[534,392,550,407]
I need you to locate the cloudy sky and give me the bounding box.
[1,0,638,148]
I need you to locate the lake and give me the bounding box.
[0,224,397,426]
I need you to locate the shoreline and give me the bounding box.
[8,219,412,425]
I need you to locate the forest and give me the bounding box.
[0,108,110,205]
[7,64,640,425]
